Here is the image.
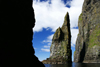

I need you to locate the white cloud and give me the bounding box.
[44,45,50,48]
[42,34,53,43]
[33,0,67,32]
[33,0,84,47]
[41,48,50,52]
[41,34,53,52]
[47,34,53,40]
[71,29,79,47]
[70,0,84,7]
[69,0,84,28]
[33,0,84,32]
[47,42,51,45]
[42,40,51,43]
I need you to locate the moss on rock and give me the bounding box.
[88,24,100,48]
[74,0,100,63]
[43,12,72,64]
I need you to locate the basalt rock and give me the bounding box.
[0,0,45,67]
[42,12,72,64]
[74,0,100,63]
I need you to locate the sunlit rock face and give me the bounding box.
[50,12,72,63]
[0,0,45,66]
[45,12,72,64]
[74,0,100,63]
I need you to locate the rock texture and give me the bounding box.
[42,12,72,64]
[74,0,100,63]
[0,0,45,67]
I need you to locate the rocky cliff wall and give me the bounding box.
[50,12,72,62]
[0,0,45,66]
[74,0,100,63]
[42,12,72,64]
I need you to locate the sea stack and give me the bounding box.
[42,12,72,64]
[74,0,100,63]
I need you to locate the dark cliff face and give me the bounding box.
[74,0,100,63]
[0,0,45,67]
[42,12,72,64]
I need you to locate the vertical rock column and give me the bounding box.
[49,12,72,63]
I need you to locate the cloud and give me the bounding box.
[33,0,68,32]
[41,48,50,52]
[42,34,53,43]
[41,34,53,52]
[42,40,51,43]
[47,42,51,45]
[33,0,84,32]
[33,0,84,47]
[47,34,53,40]
[44,45,50,48]
[71,29,79,47]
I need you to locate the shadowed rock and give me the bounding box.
[42,12,72,64]
[0,0,45,67]
[74,0,100,63]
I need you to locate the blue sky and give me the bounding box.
[32,0,84,61]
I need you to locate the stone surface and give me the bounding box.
[74,0,100,63]
[42,12,72,64]
[0,0,45,67]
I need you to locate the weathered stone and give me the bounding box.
[42,12,72,64]
[74,0,100,63]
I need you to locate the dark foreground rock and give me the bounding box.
[42,12,72,64]
[0,0,45,67]
[74,0,100,63]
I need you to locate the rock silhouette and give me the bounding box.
[74,0,100,63]
[42,12,72,64]
[0,0,45,67]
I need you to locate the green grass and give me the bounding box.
[74,51,76,55]
[88,24,100,48]
[79,13,82,21]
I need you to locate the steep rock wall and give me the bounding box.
[74,0,100,63]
